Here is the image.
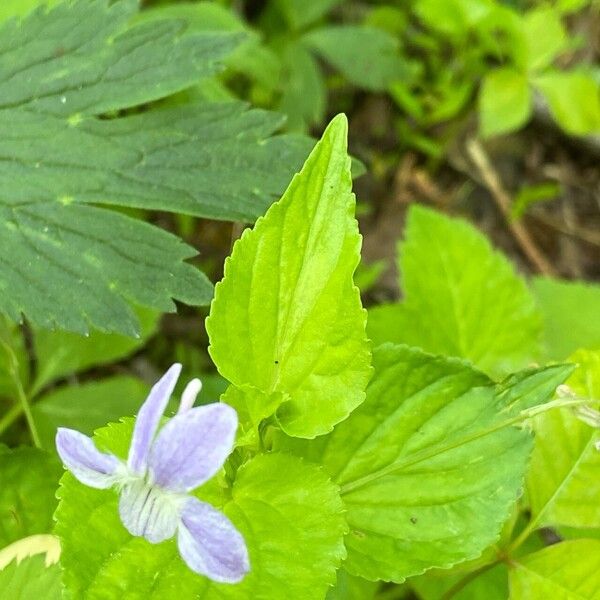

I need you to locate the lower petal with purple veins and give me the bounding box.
[118,480,183,544]
[177,496,250,584]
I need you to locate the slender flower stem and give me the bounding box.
[440,561,498,600]
[0,329,40,447]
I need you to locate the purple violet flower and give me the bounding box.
[56,363,250,583]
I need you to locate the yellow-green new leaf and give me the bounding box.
[207,115,371,438]
[509,540,600,599]
[527,349,600,528]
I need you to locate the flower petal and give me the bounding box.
[118,480,182,544]
[177,497,249,583]
[148,403,237,492]
[128,363,182,475]
[56,428,122,489]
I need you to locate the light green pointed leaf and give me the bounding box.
[532,277,600,360]
[0,555,61,599]
[0,0,311,334]
[509,539,600,599]
[56,420,347,598]
[0,447,62,547]
[534,71,600,136]
[527,349,600,529]
[479,68,531,137]
[206,115,371,438]
[367,206,541,377]
[32,376,150,451]
[31,308,159,396]
[521,8,568,71]
[277,345,571,582]
[303,26,404,91]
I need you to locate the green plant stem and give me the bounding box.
[440,561,498,600]
[0,329,40,447]
[507,517,542,555]
[0,403,24,438]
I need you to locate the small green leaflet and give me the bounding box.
[207,115,371,438]
[509,539,600,599]
[0,447,62,547]
[479,68,531,137]
[0,0,311,335]
[527,349,600,528]
[367,205,541,376]
[56,420,347,598]
[0,555,62,600]
[303,26,405,91]
[277,344,571,582]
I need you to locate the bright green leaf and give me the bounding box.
[532,277,600,360]
[534,71,600,135]
[367,206,541,376]
[56,420,347,598]
[303,26,404,91]
[32,376,150,451]
[0,0,311,334]
[509,540,600,599]
[479,68,532,137]
[522,8,568,71]
[32,308,159,396]
[0,555,61,599]
[0,447,62,547]
[277,345,570,582]
[527,349,600,529]
[207,115,371,438]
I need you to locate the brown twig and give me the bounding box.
[465,138,558,276]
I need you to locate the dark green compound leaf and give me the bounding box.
[56,419,347,599]
[0,555,62,600]
[0,0,311,335]
[0,447,62,547]
[277,345,572,582]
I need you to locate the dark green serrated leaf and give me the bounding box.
[0,0,312,334]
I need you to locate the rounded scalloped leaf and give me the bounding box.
[55,419,347,598]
